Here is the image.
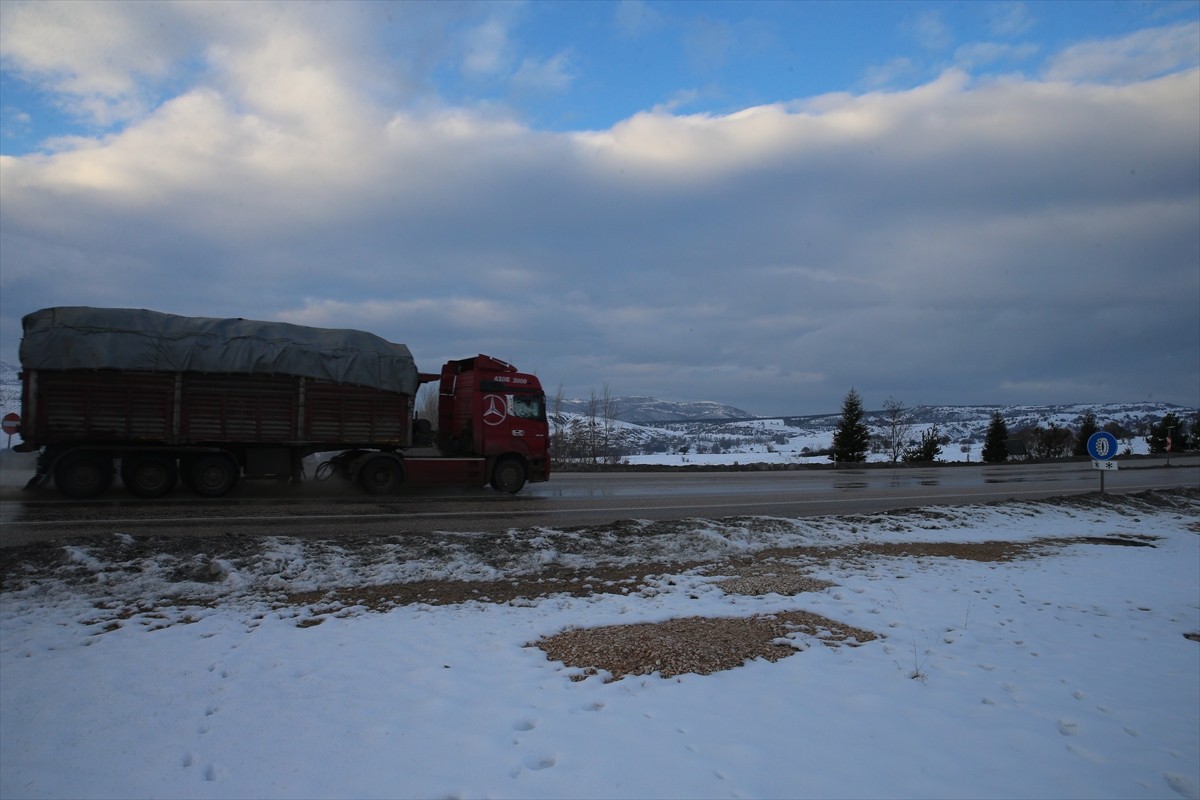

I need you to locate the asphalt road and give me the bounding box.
[1,457,1196,547]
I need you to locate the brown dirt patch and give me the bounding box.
[279,562,699,613]
[534,611,878,681]
[278,534,1160,617]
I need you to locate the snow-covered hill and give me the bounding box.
[553,401,1196,465]
[554,395,753,423]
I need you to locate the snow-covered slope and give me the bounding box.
[554,401,1196,464]
[2,492,1198,799]
[555,395,753,423]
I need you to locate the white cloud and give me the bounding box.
[0,107,32,138]
[462,15,514,78]
[0,0,196,124]
[1045,22,1200,84]
[904,10,954,52]
[651,89,701,115]
[512,51,575,93]
[985,2,1035,37]
[861,57,921,89]
[954,41,1039,70]
[0,6,1196,412]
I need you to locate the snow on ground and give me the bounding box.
[618,424,1153,467]
[2,492,1198,800]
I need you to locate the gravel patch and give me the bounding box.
[535,611,878,681]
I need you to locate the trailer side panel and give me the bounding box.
[35,370,175,444]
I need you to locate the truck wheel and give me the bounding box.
[54,452,114,499]
[187,453,240,497]
[490,458,527,494]
[121,454,178,498]
[360,456,403,495]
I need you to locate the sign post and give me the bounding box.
[1086,431,1119,493]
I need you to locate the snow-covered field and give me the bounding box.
[556,410,1169,467]
[2,490,1198,800]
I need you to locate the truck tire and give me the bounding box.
[360,456,403,495]
[121,453,178,498]
[490,458,527,494]
[54,451,114,499]
[186,453,240,498]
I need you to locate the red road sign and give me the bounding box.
[2,413,20,435]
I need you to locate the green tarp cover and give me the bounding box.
[20,307,419,396]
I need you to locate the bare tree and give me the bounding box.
[552,383,566,425]
[882,397,912,463]
[601,383,621,464]
[550,383,567,468]
[585,388,600,464]
[1032,423,1073,459]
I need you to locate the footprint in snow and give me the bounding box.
[1166,772,1195,796]
[524,754,557,771]
[1165,772,1199,800]
[513,719,536,732]
[1057,719,1080,736]
[1066,742,1105,764]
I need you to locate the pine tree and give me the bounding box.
[1147,413,1186,454]
[830,388,871,463]
[982,412,1009,463]
[903,425,943,462]
[1073,413,1099,457]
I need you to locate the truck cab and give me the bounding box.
[431,355,550,492]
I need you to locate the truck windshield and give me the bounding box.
[511,394,544,421]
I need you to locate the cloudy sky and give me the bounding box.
[1,0,1197,416]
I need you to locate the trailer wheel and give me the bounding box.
[360,456,403,495]
[490,458,527,494]
[187,453,240,497]
[121,454,178,498]
[54,451,114,499]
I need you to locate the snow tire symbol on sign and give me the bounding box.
[482,394,508,426]
[1086,431,1118,461]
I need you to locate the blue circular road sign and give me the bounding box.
[1086,431,1119,461]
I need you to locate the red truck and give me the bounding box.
[15,307,550,499]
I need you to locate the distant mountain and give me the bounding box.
[551,394,1195,434]
[554,395,754,423]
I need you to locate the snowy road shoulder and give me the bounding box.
[2,490,1198,799]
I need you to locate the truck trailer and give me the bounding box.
[15,307,550,499]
